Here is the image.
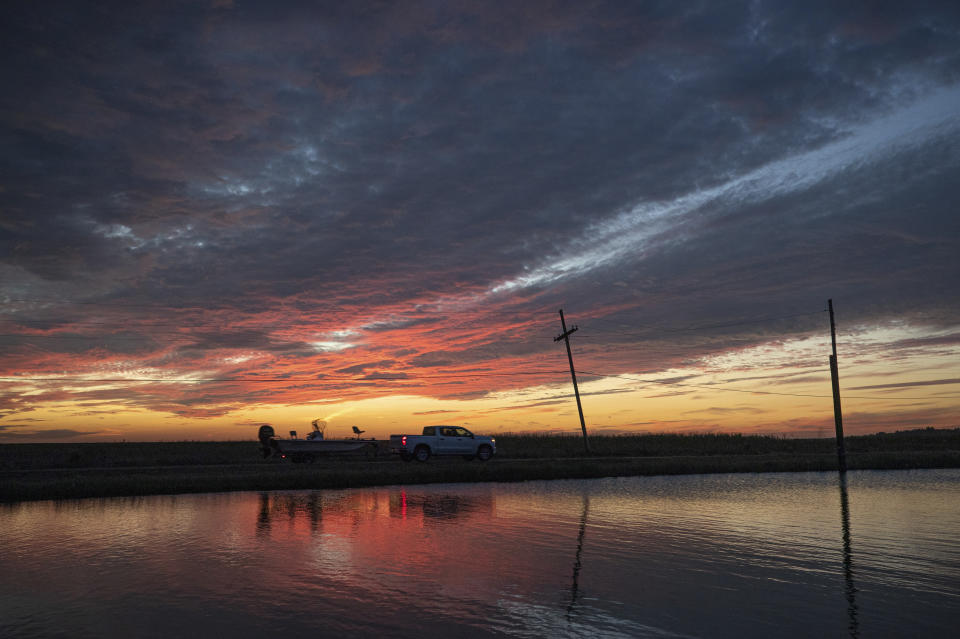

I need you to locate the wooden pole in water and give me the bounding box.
[555,309,590,453]
[828,299,847,473]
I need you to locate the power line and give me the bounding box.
[0,369,568,384]
[3,301,956,404]
[2,369,955,401]
[1,366,954,401]
[583,309,827,339]
[1,296,562,318]
[0,333,225,340]
[0,311,559,333]
[578,370,960,402]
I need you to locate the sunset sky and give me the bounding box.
[2,1,959,442]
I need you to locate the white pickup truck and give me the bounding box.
[390,426,496,462]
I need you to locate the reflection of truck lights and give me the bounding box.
[401,490,407,519]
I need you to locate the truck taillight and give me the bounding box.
[401,435,407,446]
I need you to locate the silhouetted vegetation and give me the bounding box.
[495,432,834,458]
[1,427,957,502]
[498,427,960,457]
[0,440,259,471]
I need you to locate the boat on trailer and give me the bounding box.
[258,420,380,462]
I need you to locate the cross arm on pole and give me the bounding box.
[555,309,589,453]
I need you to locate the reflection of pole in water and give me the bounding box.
[839,474,859,638]
[567,494,590,621]
[256,492,272,536]
[307,492,322,532]
[255,492,324,536]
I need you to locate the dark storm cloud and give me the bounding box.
[3,0,956,303]
[2,0,959,423]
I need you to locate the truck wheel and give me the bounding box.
[399,452,413,462]
[414,445,431,462]
[477,445,493,461]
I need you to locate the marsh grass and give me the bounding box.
[497,432,829,457]
[2,428,958,502]
[0,441,255,471]
[496,427,960,457]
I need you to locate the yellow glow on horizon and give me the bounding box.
[3,323,957,443]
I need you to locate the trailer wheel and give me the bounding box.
[414,445,431,463]
[477,445,493,462]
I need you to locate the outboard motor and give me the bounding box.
[258,424,276,458]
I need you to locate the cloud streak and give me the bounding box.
[491,86,960,295]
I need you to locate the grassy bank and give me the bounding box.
[2,428,958,502]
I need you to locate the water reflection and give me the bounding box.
[566,493,589,621]
[256,492,271,535]
[839,474,859,638]
[3,472,960,638]
[256,491,325,535]
[253,488,495,533]
[392,490,485,521]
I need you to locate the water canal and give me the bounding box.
[2,469,958,637]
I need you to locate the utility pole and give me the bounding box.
[555,309,590,453]
[828,299,847,473]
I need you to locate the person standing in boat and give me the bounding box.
[307,419,325,440]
